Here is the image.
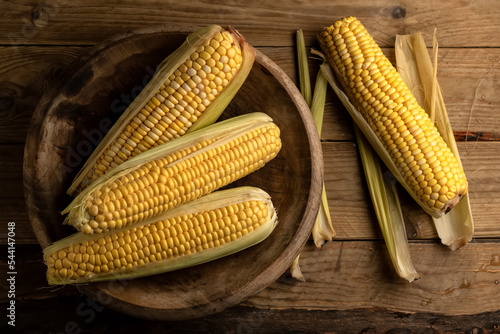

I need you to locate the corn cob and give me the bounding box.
[67,25,254,195]
[319,17,468,218]
[62,112,281,234]
[46,187,278,285]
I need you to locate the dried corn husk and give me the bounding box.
[395,32,473,250]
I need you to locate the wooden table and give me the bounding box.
[1,0,499,332]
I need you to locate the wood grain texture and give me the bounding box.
[246,240,500,315]
[1,0,499,324]
[3,298,500,333]
[0,144,23,182]
[1,199,34,243]
[323,141,378,239]
[0,46,498,143]
[0,46,87,143]
[0,0,499,47]
[417,47,500,142]
[324,141,500,240]
[0,145,37,243]
[4,242,500,320]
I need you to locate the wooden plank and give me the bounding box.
[321,47,500,142]
[0,0,498,47]
[0,145,24,202]
[0,145,39,244]
[323,141,379,239]
[461,141,500,238]
[4,299,500,333]
[0,145,36,243]
[1,199,35,244]
[0,46,498,143]
[325,141,500,240]
[414,47,500,142]
[0,46,87,143]
[3,243,500,319]
[245,240,500,315]
[0,245,76,301]
[3,141,500,244]
[0,45,344,144]
[0,144,23,180]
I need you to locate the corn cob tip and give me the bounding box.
[320,16,357,33]
[443,190,466,214]
[226,26,245,45]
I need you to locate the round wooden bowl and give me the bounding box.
[23,26,323,321]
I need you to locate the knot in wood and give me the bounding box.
[391,6,407,19]
[0,96,14,112]
[31,5,49,28]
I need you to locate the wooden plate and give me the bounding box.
[23,26,323,321]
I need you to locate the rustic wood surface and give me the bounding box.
[1,0,500,332]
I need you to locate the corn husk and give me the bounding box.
[297,29,312,106]
[395,32,473,250]
[354,125,419,282]
[309,70,335,247]
[296,30,334,247]
[289,254,305,282]
[289,31,335,282]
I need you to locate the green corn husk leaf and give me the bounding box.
[68,25,255,195]
[354,125,419,282]
[297,29,312,107]
[395,32,473,250]
[310,70,335,247]
[45,186,278,285]
[296,29,334,248]
[62,112,280,233]
[289,31,335,282]
[288,29,309,282]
